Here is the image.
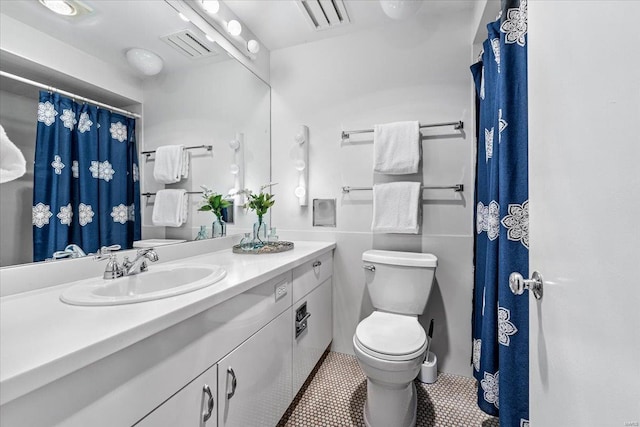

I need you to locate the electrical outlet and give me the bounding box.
[275,283,287,301]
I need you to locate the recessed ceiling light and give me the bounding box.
[247,40,260,54]
[39,0,77,16]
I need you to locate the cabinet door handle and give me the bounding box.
[202,384,214,423]
[312,261,322,268]
[227,367,237,399]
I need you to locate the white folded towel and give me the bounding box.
[153,145,185,184]
[373,121,420,175]
[371,182,421,234]
[0,124,27,184]
[181,150,190,179]
[152,189,188,227]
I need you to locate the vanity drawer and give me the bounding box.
[292,251,333,303]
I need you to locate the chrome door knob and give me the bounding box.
[509,271,544,300]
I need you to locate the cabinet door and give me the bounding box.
[217,309,292,427]
[293,277,333,395]
[135,364,217,427]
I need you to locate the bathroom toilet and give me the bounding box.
[353,250,437,427]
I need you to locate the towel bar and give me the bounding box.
[142,191,202,198]
[342,184,463,193]
[141,145,213,158]
[341,121,463,140]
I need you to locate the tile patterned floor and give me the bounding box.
[278,351,499,427]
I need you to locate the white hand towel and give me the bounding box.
[373,121,420,175]
[181,150,190,179]
[371,182,421,234]
[0,124,27,184]
[153,145,184,184]
[152,189,187,227]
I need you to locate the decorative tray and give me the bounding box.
[232,241,294,255]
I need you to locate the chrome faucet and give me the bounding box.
[94,245,123,279]
[122,248,159,276]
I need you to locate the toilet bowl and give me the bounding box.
[353,250,437,427]
[353,312,428,427]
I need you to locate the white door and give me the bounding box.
[528,1,640,426]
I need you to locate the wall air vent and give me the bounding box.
[161,29,219,59]
[296,0,350,31]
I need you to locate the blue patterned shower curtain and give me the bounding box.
[33,91,140,262]
[470,1,528,426]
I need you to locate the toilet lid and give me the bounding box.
[355,312,427,357]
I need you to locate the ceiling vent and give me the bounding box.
[161,29,219,59]
[297,0,350,31]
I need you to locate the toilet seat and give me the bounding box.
[355,312,427,361]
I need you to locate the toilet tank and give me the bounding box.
[362,250,437,315]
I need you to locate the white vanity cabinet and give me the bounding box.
[292,252,334,394]
[135,365,217,427]
[217,309,292,427]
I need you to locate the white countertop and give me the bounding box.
[0,241,335,406]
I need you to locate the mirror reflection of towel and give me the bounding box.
[152,189,188,227]
[153,145,185,184]
[0,124,27,184]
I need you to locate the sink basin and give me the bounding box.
[60,264,226,306]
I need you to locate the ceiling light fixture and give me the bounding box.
[227,20,242,36]
[379,0,422,20]
[202,0,220,14]
[247,40,260,54]
[39,0,77,16]
[126,48,164,76]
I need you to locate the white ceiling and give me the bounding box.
[225,1,476,51]
[0,1,476,76]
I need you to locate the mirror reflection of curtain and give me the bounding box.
[32,91,140,261]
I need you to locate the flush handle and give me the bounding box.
[509,271,544,300]
[363,265,375,272]
[202,384,214,422]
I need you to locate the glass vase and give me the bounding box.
[212,218,226,238]
[252,216,267,247]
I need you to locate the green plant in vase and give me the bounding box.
[242,184,275,247]
[199,186,231,238]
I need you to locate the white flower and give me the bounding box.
[491,38,500,72]
[89,160,115,182]
[57,203,73,226]
[78,203,94,226]
[498,109,508,143]
[37,101,57,126]
[110,204,128,224]
[473,339,482,371]
[78,112,93,133]
[110,121,127,142]
[501,200,529,248]
[485,127,494,162]
[51,155,65,175]
[32,203,53,228]
[60,109,77,131]
[480,370,499,409]
[500,0,527,47]
[128,204,135,222]
[497,306,518,346]
[132,163,139,182]
[477,201,500,241]
[72,161,79,178]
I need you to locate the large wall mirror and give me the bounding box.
[0,1,271,267]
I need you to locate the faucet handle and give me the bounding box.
[94,245,121,260]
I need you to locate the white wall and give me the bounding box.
[142,59,271,240]
[271,13,476,376]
